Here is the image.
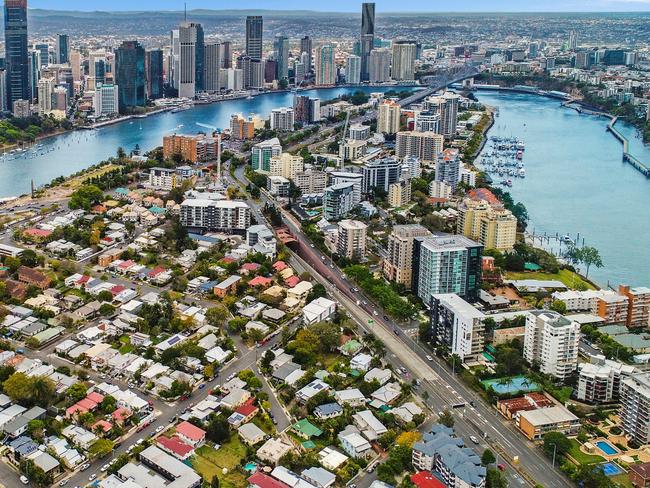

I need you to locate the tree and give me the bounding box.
[486,467,508,488]
[205,307,228,328]
[88,438,115,458]
[481,448,496,466]
[577,246,604,278]
[575,464,615,488]
[206,415,230,443]
[438,409,454,428]
[97,290,114,302]
[3,372,56,408]
[542,431,571,460]
[69,184,104,210]
[550,300,567,314]
[66,383,88,404]
[100,395,117,414]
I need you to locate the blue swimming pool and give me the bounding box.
[596,441,618,456]
[601,462,624,476]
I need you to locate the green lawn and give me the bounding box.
[567,439,605,465]
[192,440,248,488]
[611,473,633,488]
[505,269,596,290]
[118,336,133,354]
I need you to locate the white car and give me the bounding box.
[100,464,109,472]
[470,435,480,445]
[426,355,434,362]
[89,474,97,481]
[20,476,29,485]
[155,426,164,433]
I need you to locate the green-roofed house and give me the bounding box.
[292,419,323,439]
[115,187,129,197]
[301,440,316,449]
[339,339,362,356]
[149,206,166,214]
[524,262,542,271]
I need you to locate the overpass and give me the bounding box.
[398,65,481,107]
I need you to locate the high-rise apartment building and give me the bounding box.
[618,285,650,327]
[246,16,263,59]
[181,199,251,235]
[383,224,431,288]
[145,49,164,100]
[457,198,518,251]
[230,114,255,140]
[93,83,119,116]
[621,373,650,445]
[391,41,417,81]
[388,179,411,208]
[395,131,444,163]
[314,44,336,86]
[293,95,321,124]
[523,310,580,381]
[415,111,441,133]
[204,43,223,92]
[337,220,367,260]
[324,183,356,220]
[300,36,312,72]
[435,148,461,189]
[251,137,282,173]
[329,171,363,206]
[423,92,459,138]
[362,157,402,193]
[270,107,295,131]
[577,357,636,404]
[360,2,375,82]
[430,294,485,360]
[37,77,55,114]
[115,40,145,114]
[294,168,327,194]
[55,34,69,64]
[346,55,361,85]
[377,100,401,134]
[274,35,290,81]
[269,153,303,180]
[568,30,578,51]
[4,0,30,109]
[163,133,220,163]
[412,234,483,304]
[368,48,391,83]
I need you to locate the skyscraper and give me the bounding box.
[314,44,336,86]
[169,29,180,90]
[34,43,48,67]
[145,49,164,100]
[56,34,69,64]
[4,0,30,109]
[28,50,39,101]
[115,40,145,114]
[568,30,578,51]
[274,35,290,81]
[246,16,263,60]
[360,2,375,82]
[204,43,223,92]
[346,55,361,84]
[368,48,391,83]
[300,36,312,72]
[391,41,417,81]
[178,22,204,98]
[221,41,232,68]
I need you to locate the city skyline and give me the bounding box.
[23,0,650,12]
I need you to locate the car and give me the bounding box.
[310,243,315,248]
[198,384,206,390]
[136,439,144,445]
[126,446,134,454]
[156,425,165,433]
[353,287,359,292]
[469,401,476,407]
[383,315,389,321]
[470,436,479,445]
[89,474,97,481]
[329,264,334,268]
[20,476,29,485]
[80,463,91,471]
[400,367,408,374]
[320,255,325,260]
[349,287,355,292]
[373,311,378,316]
[59,480,68,486]
[426,355,434,362]
[169,416,177,423]
[101,464,109,472]
[497,464,506,472]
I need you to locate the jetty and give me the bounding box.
[607,117,650,178]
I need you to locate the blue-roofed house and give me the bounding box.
[115,188,129,198]
[314,402,343,420]
[9,436,38,462]
[149,206,166,215]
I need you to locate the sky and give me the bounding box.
[26,0,650,12]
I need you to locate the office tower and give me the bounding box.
[430,294,486,360]
[55,34,69,64]
[314,44,336,86]
[37,77,54,114]
[221,41,232,68]
[94,83,119,116]
[0,70,6,111]
[621,374,650,445]
[251,137,282,172]
[93,59,106,87]
[34,43,48,67]
[264,59,277,84]
[224,68,243,91]
[274,35,290,81]
[204,43,222,92]
[377,100,401,134]
[246,16,263,60]
[237,55,264,89]
[115,40,145,114]
[423,92,459,138]
[524,310,580,381]
[70,49,81,82]
[368,48,391,82]
[269,153,303,179]
[52,85,67,110]
[28,50,39,100]
[360,2,375,82]
[300,36,312,72]
[395,131,444,163]
[293,95,320,124]
[169,29,180,90]
[145,49,164,100]
[346,55,361,84]
[270,107,295,131]
[412,234,483,304]
[4,0,30,109]
[568,30,578,50]
[435,148,461,189]
[383,224,431,288]
[391,41,417,81]
[337,220,367,260]
[528,42,539,59]
[178,22,204,97]
[324,183,356,220]
[362,157,402,193]
[457,198,518,251]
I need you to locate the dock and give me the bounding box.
[607,117,650,178]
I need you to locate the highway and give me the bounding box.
[232,165,571,488]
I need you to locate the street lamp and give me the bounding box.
[549,443,557,468]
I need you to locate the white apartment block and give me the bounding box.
[577,356,636,404]
[621,373,650,445]
[270,107,295,131]
[524,310,580,381]
[180,199,251,234]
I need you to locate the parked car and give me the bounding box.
[80,463,91,471]
[89,474,97,481]
[20,476,29,485]
[426,355,434,362]
[470,436,479,445]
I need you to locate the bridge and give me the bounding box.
[398,65,481,107]
[607,117,650,178]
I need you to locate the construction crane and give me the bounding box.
[338,110,352,169]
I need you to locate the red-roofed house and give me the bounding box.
[157,435,195,460]
[235,398,259,424]
[249,276,272,289]
[117,260,136,272]
[284,276,300,288]
[148,266,167,278]
[112,407,132,425]
[110,285,126,296]
[240,262,261,275]
[248,472,291,488]
[221,256,235,265]
[272,261,288,272]
[86,392,105,404]
[65,404,89,419]
[23,228,52,242]
[411,471,447,488]
[92,420,113,435]
[175,421,206,447]
[468,188,501,205]
[76,275,92,287]
[18,266,52,289]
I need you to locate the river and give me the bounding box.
[475,90,650,289]
[0,86,410,200]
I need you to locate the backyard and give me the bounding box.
[191,439,249,488]
[567,439,605,465]
[505,269,596,290]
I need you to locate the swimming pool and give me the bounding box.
[601,462,624,476]
[596,440,618,456]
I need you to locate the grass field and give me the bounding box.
[505,269,596,290]
[192,439,248,488]
[568,439,606,465]
[610,473,633,488]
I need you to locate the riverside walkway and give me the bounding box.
[607,117,650,177]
